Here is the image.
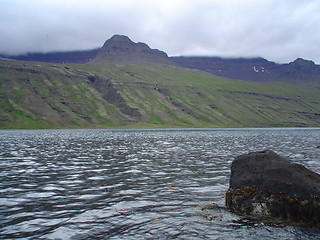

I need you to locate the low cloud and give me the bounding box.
[1,0,320,63]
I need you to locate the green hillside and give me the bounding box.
[0,59,319,129]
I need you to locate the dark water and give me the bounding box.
[1,128,320,239]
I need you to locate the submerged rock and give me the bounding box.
[225,150,320,227]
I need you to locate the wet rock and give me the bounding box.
[225,150,320,227]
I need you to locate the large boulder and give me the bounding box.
[225,150,320,227]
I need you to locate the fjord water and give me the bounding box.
[1,128,320,239]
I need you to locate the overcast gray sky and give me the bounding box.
[1,0,320,63]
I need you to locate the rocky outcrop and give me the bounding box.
[87,75,141,118]
[225,150,320,227]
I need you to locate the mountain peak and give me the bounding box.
[109,34,131,41]
[291,58,316,67]
[278,57,320,84]
[90,35,172,65]
[102,34,134,50]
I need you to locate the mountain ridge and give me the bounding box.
[1,34,320,84]
[171,56,320,84]
[0,34,320,129]
[1,58,320,129]
[90,35,172,65]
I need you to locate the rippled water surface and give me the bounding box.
[1,128,320,239]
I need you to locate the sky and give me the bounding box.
[1,0,320,64]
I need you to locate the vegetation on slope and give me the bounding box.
[0,59,320,129]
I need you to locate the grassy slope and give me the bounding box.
[0,60,131,128]
[85,64,320,127]
[1,60,320,129]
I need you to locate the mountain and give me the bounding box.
[172,56,320,85]
[4,45,320,85]
[0,35,320,129]
[0,49,98,63]
[90,35,172,65]
[275,58,320,84]
[171,56,279,82]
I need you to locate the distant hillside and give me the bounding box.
[0,35,319,129]
[0,49,98,63]
[275,58,320,85]
[172,57,320,85]
[1,60,319,129]
[2,36,320,85]
[171,56,279,82]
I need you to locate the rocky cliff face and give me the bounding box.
[90,35,172,65]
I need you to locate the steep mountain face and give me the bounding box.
[90,35,172,65]
[2,35,320,85]
[172,56,320,84]
[171,56,279,82]
[275,58,320,84]
[0,60,143,129]
[0,49,98,63]
[1,58,320,129]
[0,35,320,129]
